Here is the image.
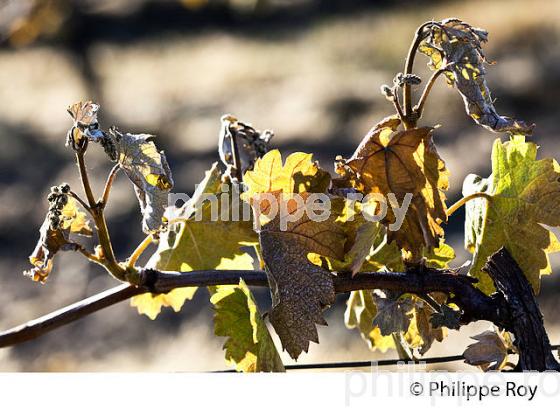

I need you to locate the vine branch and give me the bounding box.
[0,267,507,349]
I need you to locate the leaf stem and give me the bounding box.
[76,150,97,208]
[92,211,124,280]
[99,164,120,209]
[447,192,492,217]
[229,127,243,182]
[413,66,450,119]
[127,235,153,268]
[392,92,406,124]
[418,293,442,313]
[402,21,434,128]
[68,190,92,215]
[392,332,415,361]
[76,245,103,265]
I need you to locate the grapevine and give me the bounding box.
[3,19,560,372]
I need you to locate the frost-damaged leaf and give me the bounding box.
[372,290,414,336]
[211,279,285,372]
[244,151,345,359]
[336,116,449,257]
[259,196,345,359]
[464,136,560,294]
[131,163,257,319]
[106,127,174,233]
[219,115,273,178]
[66,101,105,148]
[463,330,514,371]
[25,197,92,283]
[419,18,534,135]
[430,304,461,330]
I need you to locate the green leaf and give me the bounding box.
[464,136,560,294]
[422,239,456,269]
[131,163,257,319]
[419,19,534,135]
[211,279,285,372]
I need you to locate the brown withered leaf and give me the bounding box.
[463,329,514,371]
[419,18,534,135]
[25,197,92,283]
[260,194,346,359]
[66,101,105,147]
[344,290,396,352]
[430,304,461,330]
[371,290,414,336]
[218,115,273,178]
[337,117,448,257]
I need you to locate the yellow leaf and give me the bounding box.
[211,279,284,372]
[131,288,197,320]
[243,150,331,199]
[60,197,93,236]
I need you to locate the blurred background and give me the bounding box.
[1,0,559,371]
